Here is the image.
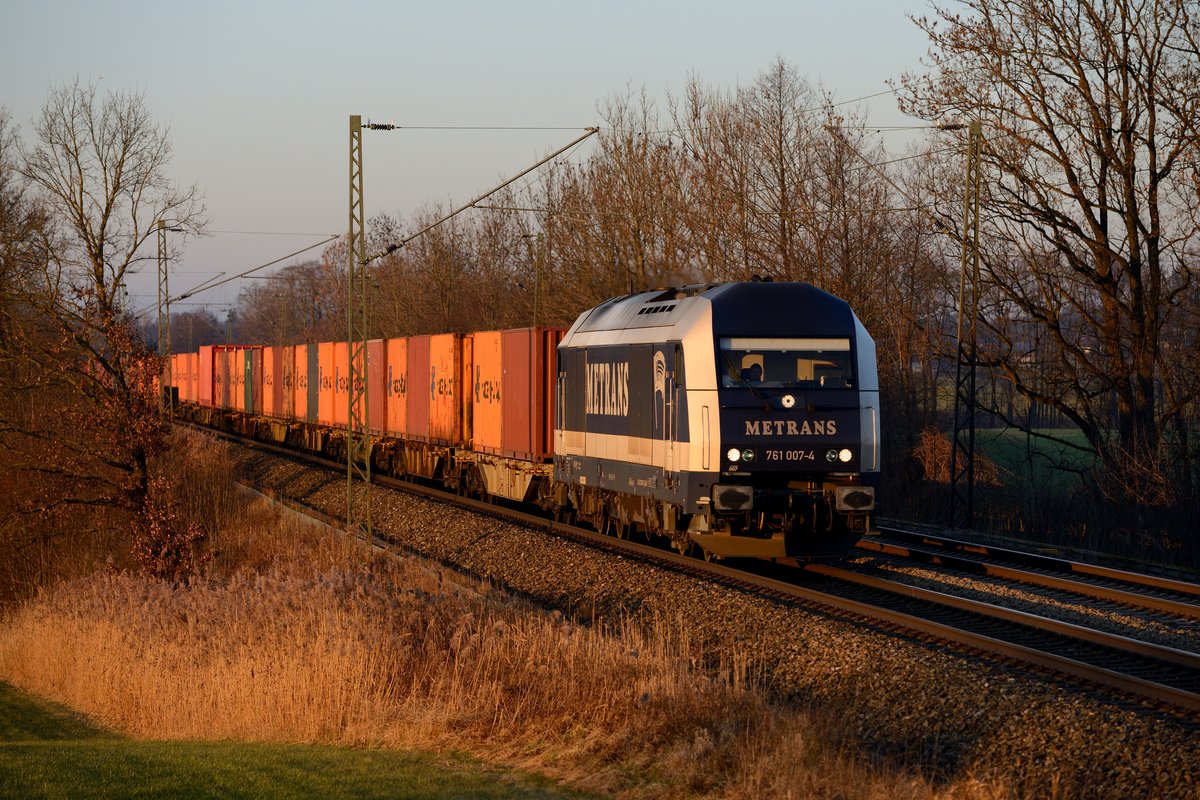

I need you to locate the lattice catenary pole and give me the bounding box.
[949,121,982,530]
[347,115,372,543]
[156,220,172,410]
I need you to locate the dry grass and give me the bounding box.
[0,429,1007,798]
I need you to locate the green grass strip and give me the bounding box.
[0,683,588,800]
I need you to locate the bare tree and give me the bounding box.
[900,0,1200,508]
[7,79,206,550]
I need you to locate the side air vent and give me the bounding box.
[637,304,677,316]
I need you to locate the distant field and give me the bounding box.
[0,682,586,800]
[976,427,1095,493]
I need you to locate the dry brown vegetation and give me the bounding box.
[0,430,1009,798]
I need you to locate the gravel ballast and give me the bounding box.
[230,443,1200,798]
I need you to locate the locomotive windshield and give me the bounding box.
[719,337,853,389]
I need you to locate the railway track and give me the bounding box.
[205,426,1200,716]
[860,527,1200,619]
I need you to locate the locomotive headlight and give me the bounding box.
[740,448,755,462]
[825,449,838,462]
[726,447,742,463]
[838,448,853,463]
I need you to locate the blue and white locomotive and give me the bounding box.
[552,280,879,561]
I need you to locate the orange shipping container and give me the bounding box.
[280,345,295,420]
[385,338,408,437]
[250,348,264,415]
[262,346,277,417]
[367,339,386,434]
[213,348,229,409]
[406,336,430,439]
[317,342,335,426]
[169,353,180,401]
[184,352,194,402]
[228,349,239,410]
[181,352,191,404]
[469,328,563,461]
[233,348,246,412]
[292,343,307,422]
[293,344,308,422]
[429,333,461,445]
[177,354,189,404]
[262,345,278,417]
[333,341,349,428]
[500,328,561,460]
[461,334,473,447]
[471,331,504,453]
[199,346,214,407]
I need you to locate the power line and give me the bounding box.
[130,234,339,320]
[364,128,600,263]
[172,234,339,302]
[369,124,598,131]
[207,229,338,236]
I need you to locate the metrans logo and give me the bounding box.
[586,360,629,416]
[745,419,837,436]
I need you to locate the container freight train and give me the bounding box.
[170,281,879,561]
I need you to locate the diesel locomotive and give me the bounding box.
[552,280,879,560]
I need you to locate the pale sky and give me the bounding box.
[1,0,932,316]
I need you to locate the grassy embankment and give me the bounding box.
[0,430,1006,798]
[0,680,581,799]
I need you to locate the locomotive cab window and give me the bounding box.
[719,337,853,389]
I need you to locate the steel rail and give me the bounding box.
[869,527,1200,598]
[856,536,1200,621]
[805,563,1200,671]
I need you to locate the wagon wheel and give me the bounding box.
[613,518,631,540]
[465,468,486,501]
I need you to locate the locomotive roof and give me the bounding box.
[570,281,855,337]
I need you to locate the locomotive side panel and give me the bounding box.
[556,339,689,502]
